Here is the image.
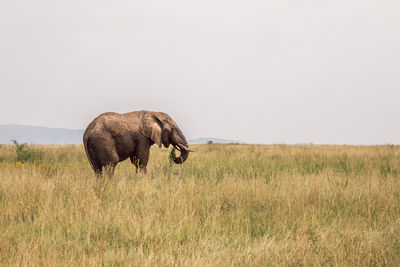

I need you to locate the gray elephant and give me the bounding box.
[83,110,193,176]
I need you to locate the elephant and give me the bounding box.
[83,110,193,176]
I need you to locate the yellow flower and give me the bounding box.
[16,162,23,167]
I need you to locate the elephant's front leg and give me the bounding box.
[130,155,144,174]
[132,142,150,173]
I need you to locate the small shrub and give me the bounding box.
[168,147,177,167]
[11,140,43,163]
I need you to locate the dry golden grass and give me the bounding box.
[0,144,399,266]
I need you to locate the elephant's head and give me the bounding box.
[141,112,193,164]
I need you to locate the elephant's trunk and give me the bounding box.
[173,147,189,164]
[171,128,192,164]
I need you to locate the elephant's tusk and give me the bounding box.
[177,143,195,152]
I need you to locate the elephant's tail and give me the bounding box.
[83,134,95,170]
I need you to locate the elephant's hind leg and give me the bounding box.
[87,153,103,177]
[86,139,103,177]
[97,146,119,178]
[93,163,103,178]
[103,163,117,178]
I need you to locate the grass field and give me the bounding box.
[0,144,399,266]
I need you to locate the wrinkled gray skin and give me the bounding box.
[83,110,192,177]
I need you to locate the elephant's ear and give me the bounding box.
[140,113,163,148]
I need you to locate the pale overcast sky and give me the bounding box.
[1,0,399,144]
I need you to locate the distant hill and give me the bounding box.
[188,137,244,144]
[0,125,244,145]
[0,125,84,145]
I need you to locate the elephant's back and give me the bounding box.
[85,112,116,132]
[84,112,142,144]
[83,110,144,146]
[84,112,126,136]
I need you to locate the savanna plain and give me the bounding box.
[0,143,399,266]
